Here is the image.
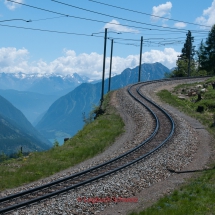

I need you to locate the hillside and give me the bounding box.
[0,89,58,124]
[0,95,51,155]
[0,114,49,155]
[0,77,213,214]
[0,91,124,189]
[36,83,100,139]
[36,62,170,140]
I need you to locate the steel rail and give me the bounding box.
[0,79,180,214]
[0,84,159,203]
[0,76,211,213]
[0,82,161,213]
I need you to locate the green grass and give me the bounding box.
[0,92,125,191]
[130,168,215,215]
[157,79,215,135]
[129,77,215,215]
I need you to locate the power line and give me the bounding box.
[1,23,148,45]
[0,23,206,50]
[107,37,140,42]
[3,0,210,50]
[0,23,102,37]
[114,40,184,47]
[0,23,189,48]
[30,16,67,22]
[0,18,30,22]
[0,22,207,46]
[0,23,142,42]
[51,0,207,33]
[0,21,208,46]
[7,0,207,34]
[88,0,212,28]
[134,32,208,36]
[113,41,141,47]
[143,37,186,41]
[0,16,72,24]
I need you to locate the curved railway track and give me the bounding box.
[0,81,175,214]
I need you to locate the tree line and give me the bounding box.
[167,24,215,77]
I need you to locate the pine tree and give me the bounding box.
[205,24,215,75]
[196,40,208,74]
[180,30,195,60]
[173,30,196,77]
[197,25,215,75]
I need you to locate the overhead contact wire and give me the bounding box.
[51,0,202,32]
[88,0,212,28]
[7,0,204,34]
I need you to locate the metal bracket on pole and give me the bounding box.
[108,39,114,92]
[100,28,107,107]
[138,36,143,82]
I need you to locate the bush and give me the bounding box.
[0,152,8,162]
[53,140,59,148]
[198,70,207,76]
[199,100,215,111]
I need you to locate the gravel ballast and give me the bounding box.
[1,78,213,215]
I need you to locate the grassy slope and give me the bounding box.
[0,92,124,191]
[130,77,215,215]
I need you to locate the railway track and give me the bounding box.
[0,81,175,214]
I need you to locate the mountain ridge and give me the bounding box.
[0,95,51,155]
[36,62,170,140]
[0,72,91,96]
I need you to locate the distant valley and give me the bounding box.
[36,63,170,141]
[0,90,58,124]
[0,72,91,124]
[0,62,170,151]
[0,95,51,155]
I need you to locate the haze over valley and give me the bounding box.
[0,62,170,154]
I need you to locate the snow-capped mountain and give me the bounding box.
[0,72,91,95]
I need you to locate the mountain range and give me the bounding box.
[0,72,92,124]
[36,62,170,141]
[0,72,90,96]
[0,62,170,149]
[0,95,51,155]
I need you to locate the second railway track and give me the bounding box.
[0,81,175,214]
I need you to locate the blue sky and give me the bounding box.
[0,0,215,79]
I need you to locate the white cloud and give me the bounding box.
[0,47,29,69]
[4,0,23,10]
[142,48,179,69]
[196,0,215,28]
[174,22,187,28]
[151,2,172,22]
[104,20,139,33]
[0,47,179,79]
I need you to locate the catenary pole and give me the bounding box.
[100,28,107,106]
[108,39,114,92]
[188,32,191,77]
[138,36,143,82]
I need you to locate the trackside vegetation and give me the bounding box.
[158,77,215,135]
[129,170,215,215]
[166,24,215,78]
[130,77,215,215]
[0,92,124,191]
